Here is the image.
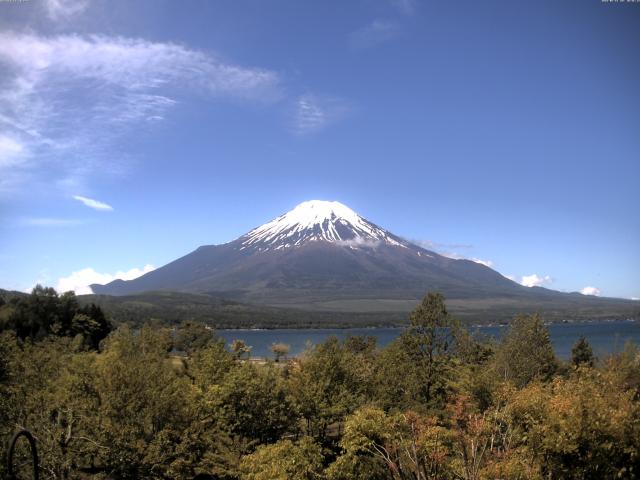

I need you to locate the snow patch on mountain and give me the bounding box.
[239,200,405,250]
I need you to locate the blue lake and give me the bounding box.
[218,320,640,359]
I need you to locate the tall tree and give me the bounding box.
[376,292,456,410]
[493,313,557,387]
[289,336,375,440]
[571,336,595,368]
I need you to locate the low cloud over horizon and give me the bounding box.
[503,273,554,288]
[580,286,601,297]
[55,264,155,295]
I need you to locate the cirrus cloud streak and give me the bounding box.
[0,32,281,193]
[292,94,350,134]
[72,195,113,211]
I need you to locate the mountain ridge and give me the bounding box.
[91,200,638,319]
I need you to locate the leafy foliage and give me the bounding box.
[0,286,111,348]
[493,313,558,387]
[175,320,214,354]
[240,437,324,480]
[0,290,638,479]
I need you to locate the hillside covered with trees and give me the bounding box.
[1,290,639,479]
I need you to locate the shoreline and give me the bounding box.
[214,317,639,331]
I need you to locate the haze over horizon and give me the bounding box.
[0,0,638,300]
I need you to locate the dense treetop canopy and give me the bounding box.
[1,290,639,479]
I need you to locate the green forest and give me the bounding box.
[1,288,639,479]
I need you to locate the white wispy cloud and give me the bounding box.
[350,20,400,50]
[56,264,155,295]
[44,0,90,21]
[292,94,350,134]
[0,33,280,193]
[413,239,474,251]
[337,238,382,249]
[72,195,113,211]
[471,258,494,268]
[580,286,601,296]
[520,274,553,288]
[411,239,494,268]
[446,253,494,268]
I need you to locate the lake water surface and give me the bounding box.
[218,320,640,359]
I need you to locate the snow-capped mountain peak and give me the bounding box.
[240,200,405,250]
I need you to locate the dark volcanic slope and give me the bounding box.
[93,240,523,302]
[91,201,639,318]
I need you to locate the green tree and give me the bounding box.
[76,301,112,349]
[331,406,454,480]
[571,335,595,368]
[4,335,97,479]
[174,340,247,479]
[212,362,296,445]
[448,328,497,412]
[375,292,456,411]
[175,320,214,355]
[231,339,252,359]
[92,325,196,478]
[240,437,324,480]
[70,313,102,350]
[270,342,290,362]
[604,341,640,400]
[0,286,110,348]
[408,292,456,404]
[503,369,640,479]
[189,338,236,390]
[493,313,557,387]
[289,336,376,440]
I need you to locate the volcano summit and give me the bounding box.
[240,200,406,250]
[91,200,638,321]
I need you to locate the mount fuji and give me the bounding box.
[91,200,638,321]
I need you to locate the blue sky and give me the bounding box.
[0,0,638,299]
